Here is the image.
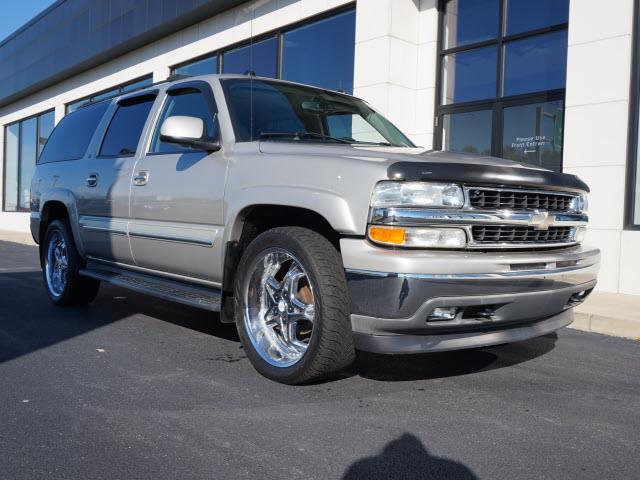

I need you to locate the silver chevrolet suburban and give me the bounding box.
[30,74,600,384]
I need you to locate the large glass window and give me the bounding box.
[3,124,20,211]
[437,0,569,171]
[3,110,56,211]
[505,0,569,36]
[502,100,563,170]
[150,89,217,154]
[442,110,493,155]
[503,30,568,97]
[442,46,498,104]
[223,37,278,78]
[627,8,640,228]
[173,55,219,77]
[66,76,153,114]
[99,95,156,157]
[282,10,356,93]
[443,0,499,49]
[170,8,356,94]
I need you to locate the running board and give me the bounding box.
[80,264,221,312]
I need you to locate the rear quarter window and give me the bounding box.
[38,102,109,164]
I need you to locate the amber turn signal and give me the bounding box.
[368,226,406,245]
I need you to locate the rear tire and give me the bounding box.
[42,219,100,306]
[234,227,355,384]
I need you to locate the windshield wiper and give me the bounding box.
[259,132,352,144]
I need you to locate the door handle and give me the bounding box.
[86,173,98,187]
[133,171,149,186]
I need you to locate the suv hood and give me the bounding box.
[258,142,589,193]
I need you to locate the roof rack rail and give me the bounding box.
[77,73,193,110]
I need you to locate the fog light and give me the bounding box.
[368,226,467,248]
[573,226,587,243]
[427,307,459,322]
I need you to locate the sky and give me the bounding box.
[0,0,56,43]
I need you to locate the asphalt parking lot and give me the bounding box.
[1,240,639,479]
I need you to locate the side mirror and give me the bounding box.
[159,115,221,152]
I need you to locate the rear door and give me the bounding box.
[129,81,227,282]
[76,93,158,264]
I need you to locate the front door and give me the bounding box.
[129,82,227,283]
[77,93,157,264]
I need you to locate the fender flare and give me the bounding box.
[39,188,85,257]
[224,185,360,245]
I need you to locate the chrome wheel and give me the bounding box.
[243,249,316,368]
[45,231,68,298]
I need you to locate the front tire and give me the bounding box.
[42,219,100,306]
[234,227,355,384]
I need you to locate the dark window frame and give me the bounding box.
[3,109,55,212]
[434,0,568,168]
[625,0,640,229]
[169,3,355,90]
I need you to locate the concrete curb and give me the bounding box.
[571,292,640,341]
[0,230,36,246]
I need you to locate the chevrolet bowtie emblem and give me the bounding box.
[530,212,556,231]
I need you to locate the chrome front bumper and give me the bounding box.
[340,239,600,354]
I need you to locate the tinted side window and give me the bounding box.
[99,95,156,157]
[150,89,217,154]
[39,102,109,163]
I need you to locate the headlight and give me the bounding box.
[570,194,588,213]
[368,225,467,248]
[371,182,464,208]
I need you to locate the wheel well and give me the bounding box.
[39,201,69,244]
[221,205,341,311]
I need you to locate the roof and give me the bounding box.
[0,0,247,108]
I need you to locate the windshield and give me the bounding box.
[221,78,415,147]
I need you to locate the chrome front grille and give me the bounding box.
[468,188,574,212]
[471,225,574,245]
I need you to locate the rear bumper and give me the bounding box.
[341,239,600,354]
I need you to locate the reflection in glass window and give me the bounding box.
[3,124,20,211]
[502,101,563,171]
[503,30,568,97]
[443,0,499,49]
[3,110,56,211]
[442,110,492,155]
[173,55,218,77]
[442,46,497,104]
[327,114,391,144]
[18,118,37,210]
[505,0,569,36]
[222,79,414,146]
[282,10,356,93]
[223,37,277,78]
[37,111,55,158]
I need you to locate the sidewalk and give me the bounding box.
[573,292,640,340]
[0,230,35,246]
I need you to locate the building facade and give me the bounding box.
[0,0,638,295]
